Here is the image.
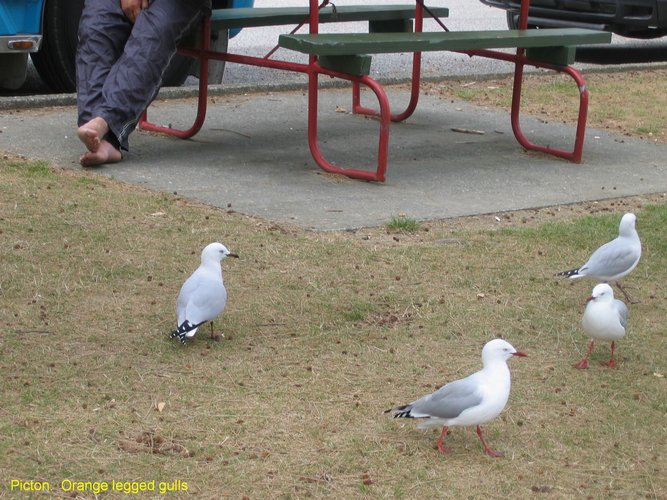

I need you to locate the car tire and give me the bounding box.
[506,11,541,30]
[30,0,83,92]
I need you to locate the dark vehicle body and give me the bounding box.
[480,0,667,38]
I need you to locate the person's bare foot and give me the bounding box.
[77,117,110,153]
[79,139,122,167]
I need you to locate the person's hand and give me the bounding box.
[121,0,149,24]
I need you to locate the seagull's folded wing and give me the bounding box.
[583,242,638,277]
[410,376,483,420]
[176,272,202,322]
[615,299,629,328]
[183,278,228,325]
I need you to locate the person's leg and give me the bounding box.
[77,0,207,167]
[76,0,132,130]
[98,0,207,152]
[76,0,132,165]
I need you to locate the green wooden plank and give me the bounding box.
[318,55,373,76]
[210,5,449,30]
[279,29,612,55]
[526,46,576,65]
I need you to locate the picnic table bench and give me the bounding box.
[139,1,612,182]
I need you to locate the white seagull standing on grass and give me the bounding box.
[385,339,526,457]
[170,242,238,345]
[555,212,641,302]
[573,283,628,369]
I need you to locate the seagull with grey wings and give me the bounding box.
[574,283,628,369]
[556,212,641,302]
[385,339,526,457]
[170,242,238,345]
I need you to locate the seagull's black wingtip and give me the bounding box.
[555,268,579,278]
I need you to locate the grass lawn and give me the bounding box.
[1,157,665,498]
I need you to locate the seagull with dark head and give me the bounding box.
[170,242,238,345]
[385,339,526,457]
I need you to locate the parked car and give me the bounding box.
[0,0,254,91]
[480,0,667,39]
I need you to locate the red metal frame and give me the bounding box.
[349,0,591,163]
[139,0,593,182]
[139,18,211,139]
[139,3,394,181]
[352,3,424,123]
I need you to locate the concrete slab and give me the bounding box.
[1,86,666,230]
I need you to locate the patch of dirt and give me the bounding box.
[364,306,420,328]
[117,430,192,458]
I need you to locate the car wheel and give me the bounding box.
[30,0,84,92]
[506,11,541,30]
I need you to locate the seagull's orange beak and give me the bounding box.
[512,351,527,357]
[586,295,595,303]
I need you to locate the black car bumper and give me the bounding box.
[480,0,667,37]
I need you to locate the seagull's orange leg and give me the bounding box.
[573,340,595,369]
[436,426,451,455]
[476,425,504,457]
[604,341,617,368]
[615,281,637,304]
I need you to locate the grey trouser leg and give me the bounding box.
[76,0,207,151]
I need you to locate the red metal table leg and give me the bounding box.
[509,50,587,163]
[308,63,390,182]
[352,1,425,123]
[352,51,422,123]
[461,47,590,163]
[138,17,212,139]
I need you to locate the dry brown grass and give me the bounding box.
[1,157,666,498]
[425,67,667,144]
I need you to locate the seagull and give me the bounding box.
[170,242,238,345]
[573,283,628,369]
[385,339,526,457]
[555,213,641,303]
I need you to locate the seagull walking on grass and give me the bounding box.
[573,283,628,369]
[170,242,238,345]
[555,213,641,302]
[385,339,526,457]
